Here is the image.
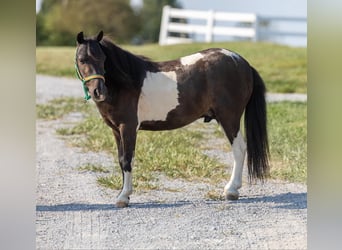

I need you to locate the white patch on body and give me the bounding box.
[180,53,204,66]
[116,171,133,204]
[219,49,234,57]
[220,49,239,66]
[223,131,246,198]
[137,71,179,124]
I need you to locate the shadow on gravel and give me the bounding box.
[36,201,192,212]
[36,203,117,212]
[131,201,192,209]
[233,192,307,209]
[36,193,306,212]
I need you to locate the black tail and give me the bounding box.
[244,67,269,180]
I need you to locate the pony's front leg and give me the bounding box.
[115,124,137,208]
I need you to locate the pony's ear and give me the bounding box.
[77,32,85,44]
[97,31,104,42]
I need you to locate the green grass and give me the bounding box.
[37,97,307,188]
[36,46,77,77]
[37,98,226,190]
[78,164,110,173]
[267,101,307,183]
[36,42,306,93]
[57,114,226,190]
[36,97,94,120]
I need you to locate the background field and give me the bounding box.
[36,42,307,189]
[36,42,307,93]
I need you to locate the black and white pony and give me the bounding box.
[75,31,269,207]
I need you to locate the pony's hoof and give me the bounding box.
[223,188,239,201]
[225,192,239,201]
[116,201,129,208]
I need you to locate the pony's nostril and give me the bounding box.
[94,88,100,98]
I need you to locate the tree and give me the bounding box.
[139,0,182,43]
[36,0,184,45]
[36,12,48,45]
[37,0,141,45]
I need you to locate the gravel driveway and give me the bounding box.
[36,75,307,249]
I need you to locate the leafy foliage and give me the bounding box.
[36,0,182,45]
[139,0,182,42]
[37,0,140,45]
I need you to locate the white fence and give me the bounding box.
[159,5,307,46]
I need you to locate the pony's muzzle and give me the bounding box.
[90,80,108,102]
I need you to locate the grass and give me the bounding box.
[36,38,307,188]
[36,46,77,77]
[37,97,307,189]
[78,164,110,173]
[57,114,227,190]
[36,42,306,93]
[36,97,94,120]
[267,101,307,183]
[38,98,226,190]
[205,190,225,201]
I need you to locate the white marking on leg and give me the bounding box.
[138,71,179,123]
[180,53,204,66]
[220,49,239,66]
[116,171,133,205]
[224,131,246,199]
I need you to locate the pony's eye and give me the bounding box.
[78,57,88,64]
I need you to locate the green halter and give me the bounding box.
[74,49,105,100]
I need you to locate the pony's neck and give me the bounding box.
[100,39,149,87]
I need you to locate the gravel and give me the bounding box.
[36,75,307,249]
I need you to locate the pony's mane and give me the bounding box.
[99,37,155,88]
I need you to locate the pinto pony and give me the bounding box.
[75,31,269,207]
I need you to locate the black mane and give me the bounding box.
[99,37,156,89]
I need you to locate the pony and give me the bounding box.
[75,31,269,207]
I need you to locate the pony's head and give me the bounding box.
[75,31,108,102]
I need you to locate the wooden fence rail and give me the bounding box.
[159,5,307,45]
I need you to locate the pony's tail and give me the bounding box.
[244,67,270,180]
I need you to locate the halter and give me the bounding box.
[74,49,105,100]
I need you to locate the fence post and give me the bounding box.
[205,10,215,43]
[159,5,171,45]
[253,14,259,42]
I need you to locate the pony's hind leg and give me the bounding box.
[216,111,246,200]
[223,131,246,200]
